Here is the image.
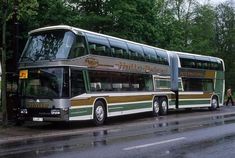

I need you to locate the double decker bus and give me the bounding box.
[18,25,225,125]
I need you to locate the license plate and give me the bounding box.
[33,117,43,122]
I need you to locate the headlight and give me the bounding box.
[20,109,28,114]
[51,109,60,115]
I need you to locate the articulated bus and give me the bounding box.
[18,25,225,125]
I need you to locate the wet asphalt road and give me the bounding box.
[1,106,235,158]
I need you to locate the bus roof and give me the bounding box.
[170,51,223,63]
[29,25,168,53]
[29,25,224,65]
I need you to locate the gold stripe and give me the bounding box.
[71,98,95,106]
[71,95,153,106]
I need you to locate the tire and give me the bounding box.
[159,97,168,115]
[153,98,160,116]
[210,96,218,111]
[93,100,106,126]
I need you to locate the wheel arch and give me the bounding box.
[92,97,108,119]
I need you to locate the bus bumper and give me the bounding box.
[18,108,69,122]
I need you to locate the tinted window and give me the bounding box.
[86,33,111,56]
[127,43,145,61]
[89,71,112,92]
[21,30,76,61]
[155,49,169,65]
[143,47,158,63]
[183,78,213,92]
[19,67,69,98]
[89,71,153,92]
[109,38,129,59]
[180,58,196,68]
[71,69,86,97]
[68,35,88,58]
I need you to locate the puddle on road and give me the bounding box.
[92,130,108,147]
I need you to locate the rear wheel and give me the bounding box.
[93,100,106,126]
[210,96,218,111]
[159,97,168,115]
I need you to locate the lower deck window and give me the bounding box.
[182,78,213,92]
[89,71,153,92]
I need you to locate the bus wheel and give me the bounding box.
[153,98,160,116]
[159,97,168,115]
[93,100,106,126]
[210,96,218,111]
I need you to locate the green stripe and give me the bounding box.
[69,107,92,117]
[179,99,210,105]
[169,100,175,106]
[108,102,152,112]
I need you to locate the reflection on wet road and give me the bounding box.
[1,107,235,158]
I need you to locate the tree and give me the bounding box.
[0,0,38,125]
[215,2,235,90]
[190,4,216,55]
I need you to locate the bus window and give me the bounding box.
[86,33,111,56]
[89,71,112,92]
[108,38,129,59]
[69,35,87,58]
[155,78,171,90]
[71,69,86,97]
[155,49,169,65]
[142,46,157,63]
[203,79,214,92]
[182,78,213,92]
[21,30,76,61]
[129,74,153,91]
[127,43,145,61]
[180,58,196,68]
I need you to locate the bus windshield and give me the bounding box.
[19,67,69,98]
[21,30,76,61]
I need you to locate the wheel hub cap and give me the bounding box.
[96,106,104,121]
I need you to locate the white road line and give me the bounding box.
[123,137,186,151]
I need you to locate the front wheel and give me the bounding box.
[93,101,106,126]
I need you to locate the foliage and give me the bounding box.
[1,0,235,90]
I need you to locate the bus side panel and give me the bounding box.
[214,71,225,105]
[69,97,95,121]
[177,92,211,108]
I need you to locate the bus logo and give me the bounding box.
[85,58,99,68]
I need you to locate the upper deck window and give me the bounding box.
[86,33,111,56]
[127,43,145,61]
[21,30,76,62]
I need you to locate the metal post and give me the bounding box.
[1,0,8,126]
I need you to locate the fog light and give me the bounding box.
[51,109,60,115]
[20,109,28,114]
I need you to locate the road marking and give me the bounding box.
[123,137,186,151]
